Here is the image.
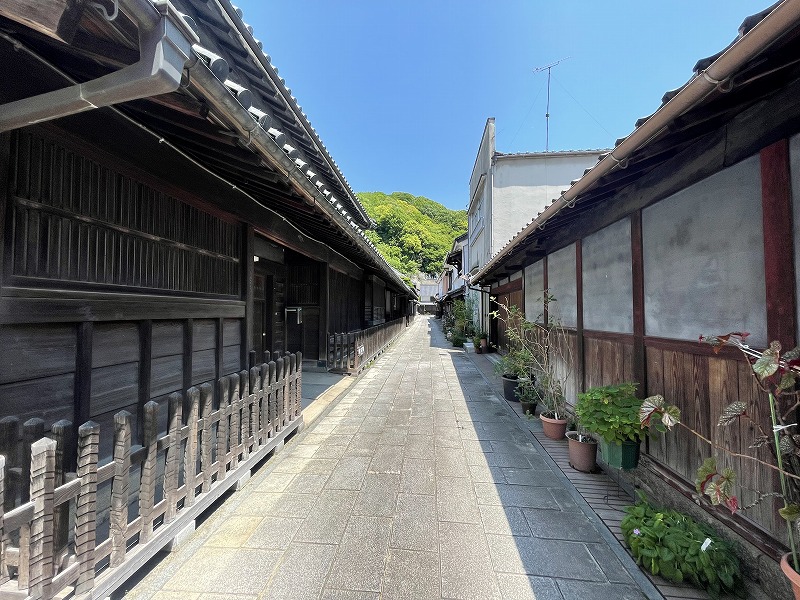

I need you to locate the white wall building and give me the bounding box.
[467,117,607,329]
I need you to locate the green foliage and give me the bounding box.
[575,383,642,444]
[357,191,467,276]
[621,494,744,599]
[451,332,467,347]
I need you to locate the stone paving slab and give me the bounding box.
[120,316,659,600]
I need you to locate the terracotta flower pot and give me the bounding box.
[781,553,800,600]
[566,431,598,473]
[539,413,567,440]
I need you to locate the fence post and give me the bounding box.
[259,363,269,441]
[267,361,277,436]
[184,387,199,508]
[0,417,19,511]
[51,419,73,565]
[29,437,56,599]
[228,374,240,469]
[295,351,303,418]
[22,418,44,503]
[0,456,7,585]
[274,359,284,432]
[110,411,131,568]
[165,393,183,523]
[281,357,290,427]
[238,371,250,460]
[287,354,296,422]
[139,402,158,544]
[249,366,262,447]
[74,422,99,597]
[200,383,214,494]
[216,376,230,482]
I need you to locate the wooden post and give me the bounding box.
[74,322,93,429]
[110,411,131,568]
[51,419,73,560]
[22,418,44,503]
[229,374,240,468]
[29,437,56,599]
[287,355,296,422]
[275,359,284,431]
[259,363,269,441]
[164,393,182,523]
[216,377,229,481]
[184,387,199,507]
[0,416,19,511]
[139,402,158,544]
[295,351,303,417]
[249,366,261,447]
[138,320,153,443]
[239,371,250,460]
[267,362,277,437]
[631,211,647,398]
[242,225,255,370]
[74,421,99,597]
[0,455,7,585]
[200,383,214,493]
[282,356,291,426]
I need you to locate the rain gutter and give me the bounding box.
[0,0,198,132]
[472,0,800,285]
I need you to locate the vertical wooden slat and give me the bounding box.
[138,320,153,441]
[22,418,44,503]
[259,363,269,441]
[287,354,296,422]
[139,402,158,544]
[184,387,199,507]
[249,366,261,448]
[29,438,56,599]
[74,421,99,597]
[50,419,72,561]
[275,358,285,431]
[228,374,240,468]
[575,240,585,394]
[75,322,93,428]
[215,318,224,391]
[216,377,229,481]
[110,411,131,568]
[243,225,255,370]
[164,393,182,523]
[0,455,7,585]
[239,372,250,460]
[267,362,277,437]
[0,417,19,511]
[295,351,303,417]
[630,211,646,400]
[200,383,214,493]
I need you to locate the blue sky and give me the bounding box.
[234,1,763,210]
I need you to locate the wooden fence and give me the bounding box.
[327,316,410,374]
[0,352,303,600]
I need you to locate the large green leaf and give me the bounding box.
[752,341,781,380]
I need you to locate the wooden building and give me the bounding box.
[0,0,412,458]
[473,3,800,597]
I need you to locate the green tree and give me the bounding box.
[358,191,467,276]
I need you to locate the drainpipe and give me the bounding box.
[0,0,198,133]
[474,0,800,283]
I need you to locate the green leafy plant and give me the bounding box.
[577,383,680,445]
[451,331,467,348]
[694,332,800,574]
[491,294,572,420]
[621,493,744,599]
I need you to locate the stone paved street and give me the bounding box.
[122,316,660,600]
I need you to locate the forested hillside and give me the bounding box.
[357,192,467,276]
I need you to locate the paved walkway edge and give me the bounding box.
[463,349,664,600]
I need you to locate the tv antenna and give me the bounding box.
[533,57,570,152]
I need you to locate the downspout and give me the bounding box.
[474,0,800,283]
[0,0,198,132]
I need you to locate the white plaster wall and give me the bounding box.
[582,218,633,333]
[524,260,544,320]
[491,153,602,254]
[642,155,766,346]
[547,244,578,328]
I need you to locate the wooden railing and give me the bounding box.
[327,316,410,374]
[0,352,303,600]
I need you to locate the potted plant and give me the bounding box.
[516,378,540,416]
[472,333,482,353]
[576,383,645,469]
[683,333,800,599]
[566,416,598,473]
[537,370,569,440]
[479,330,489,352]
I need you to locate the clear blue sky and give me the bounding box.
[234,1,764,210]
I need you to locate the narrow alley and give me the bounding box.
[123,316,657,600]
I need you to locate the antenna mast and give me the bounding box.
[533,57,570,152]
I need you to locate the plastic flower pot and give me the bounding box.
[539,413,568,440]
[501,375,522,402]
[566,431,598,473]
[598,438,640,470]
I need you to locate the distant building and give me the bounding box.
[467,118,607,335]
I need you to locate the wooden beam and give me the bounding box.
[575,240,585,393]
[138,320,153,442]
[0,0,86,44]
[631,211,647,397]
[242,225,255,370]
[761,139,797,350]
[491,278,522,296]
[0,132,9,297]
